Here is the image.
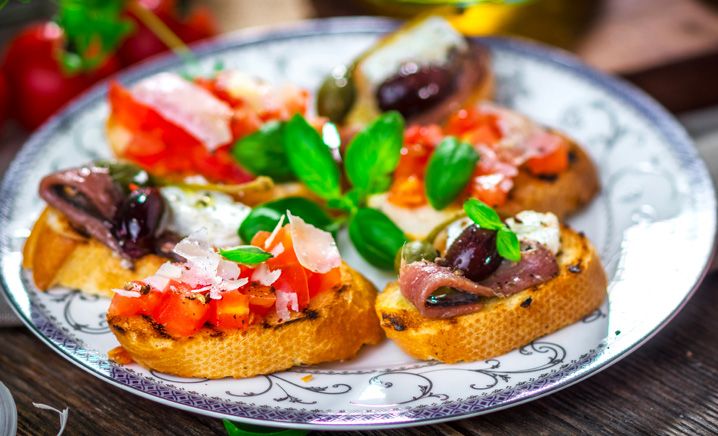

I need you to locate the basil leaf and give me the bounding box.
[238,197,333,243]
[219,245,273,265]
[232,121,295,182]
[223,419,308,436]
[463,198,503,230]
[497,228,521,262]
[283,114,342,200]
[425,137,479,210]
[344,111,404,202]
[348,207,407,270]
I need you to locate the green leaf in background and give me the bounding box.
[238,197,334,243]
[348,207,407,270]
[425,137,479,210]
[56,0,134,74]
[232,121,295,182]
[464,199,521,262]
[219,245,273,265]
[344,111,404,202]
[496,228,521,262]
[283,114,342,200]
[223,419,308,436]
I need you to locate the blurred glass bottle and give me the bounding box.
[356,0,601,49]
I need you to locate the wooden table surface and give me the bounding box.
[2,0,718,434]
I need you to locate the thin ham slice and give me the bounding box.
[399,245,559,319]
[131,72,233,151]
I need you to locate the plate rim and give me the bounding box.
[0,16,715,430]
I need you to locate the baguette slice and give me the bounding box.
[22,208,165,296]
[107,263,384,379]
[376,226,607,363]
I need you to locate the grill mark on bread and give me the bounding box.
[382,313,406,331]
[143,315,172,339]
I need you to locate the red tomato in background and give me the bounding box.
[2,22,120,130]
[118,0,216,66]
[0,70,7,130]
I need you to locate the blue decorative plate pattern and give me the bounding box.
[0,17,714,430]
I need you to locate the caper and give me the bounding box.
[317,64,356,123]
[395,240,439,271]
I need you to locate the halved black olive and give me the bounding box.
[376,63,456,119]
[444,225,502,282]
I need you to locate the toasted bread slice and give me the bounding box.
[369,139,600,240]
[498,138,600,219]
[107,263,384,378]
[376,226,607,363]
[22,208,166,296]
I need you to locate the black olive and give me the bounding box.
[426,286,484,307]
[376,63,456,119]
[444,225,502,282]
[114,187,165,259]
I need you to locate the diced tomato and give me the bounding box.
[250,230,271,248]
[308,267,342,297]
[108,287,165,317]
[209,290,249,330]
[468,174,510,208]
[153,292,210,337]
[108,294,142,317]
[526,136,570,176]
[388,175,426,208]
[246,286,277,316]
[273,263,309,310]
[445,108,503,145]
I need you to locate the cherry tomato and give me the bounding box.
[3,22,120,130]
[0,70,7,130]
[118,0,216,66]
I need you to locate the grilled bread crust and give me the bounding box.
[498,138,600,220]
[107,263,384,379]
[376,227,607,363]
[22,208,165,296]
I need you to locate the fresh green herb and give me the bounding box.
[425,137,479,210]
[464,198,521,262]
[219,245,273,265]
[348,207,407,270]
[238,197,335,243]
[344,111,404,202]
[496,228,521,262]
[223,419,308,436]
[56,0,134,74]
[232,121,295,182]
[283,114,342,201]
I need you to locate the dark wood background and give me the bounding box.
[2,0,718,434]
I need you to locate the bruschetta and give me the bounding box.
[23,162,271,296]
[376,200,607,363]
[107,214,383,378]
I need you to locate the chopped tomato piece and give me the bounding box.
[273,263,309,310]
[209,290,250,330]
[250,230,271,248]
[308,267,342,297]
[108,287,165,317]
[247,286,277,316]
[445,108,502,145]
[153,292,210,337]
[388,175,426,208]
[526,136,570,176]
[469,174,510,208]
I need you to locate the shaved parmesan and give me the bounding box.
[287,212,340,273]
[112,288,141,298]
[275,291,299,322]
[264,215,285,249]
[131,72,232,151]
[251,263,281,286]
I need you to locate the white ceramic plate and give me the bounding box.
[1,17,715,430]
